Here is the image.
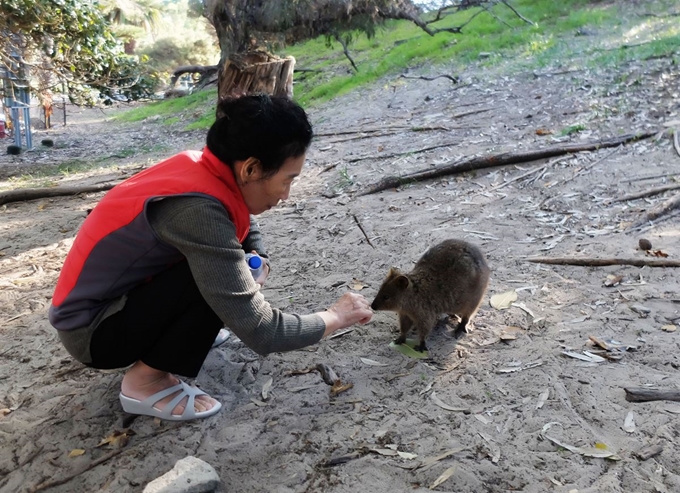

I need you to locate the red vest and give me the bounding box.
[49,147,250,330]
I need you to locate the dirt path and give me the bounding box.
[1,40,679,493]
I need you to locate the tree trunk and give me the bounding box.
[217,51,295,115]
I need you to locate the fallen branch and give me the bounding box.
[399,74,458,84]
[631,192,680,229]
[0,183,118,206]
[624,388,680,403]
[30,449,125,492]
[348,141,459,163]
[613,183,680,202]
[315,125,447,138]
[357,131,656,196]
[527,257,680,268]
[352,214,375,248]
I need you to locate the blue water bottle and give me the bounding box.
[245,253,266,283]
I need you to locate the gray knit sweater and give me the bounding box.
[58,195,325,364]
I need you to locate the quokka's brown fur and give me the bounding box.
[371,239,490,352]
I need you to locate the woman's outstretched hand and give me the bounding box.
[319,292,373,337]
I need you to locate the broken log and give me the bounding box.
[0,183,117,207]
[624,388,680,403]
[527,257,680,268]
[356,131,656,196]
[217,51,295,114]
[631,192,680,228]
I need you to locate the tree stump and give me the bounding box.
[217,51,295,116]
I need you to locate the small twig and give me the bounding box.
[334,33,358,72]
[631,192,680,229]
[352,214,375,248]
[500,0,536,25]
[623,172,679,183]
[491,156,568,191]
[562,146,621,185]
[452,107,493,119]
[320,163,338,173]
[347,141,459,164]
[612,183,680,202]
[30,449,125,492]
[527,257,680,267]
[673,128,680,158]
[28,426,180,492]
[399,74,458,84]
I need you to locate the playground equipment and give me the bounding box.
[0,51,33,149]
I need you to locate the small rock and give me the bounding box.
[638,238,652,251]
[143,456,221,493]
[630,304,651,317]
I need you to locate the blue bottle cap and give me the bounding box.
[247,255,262,269]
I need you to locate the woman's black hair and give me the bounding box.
[206,94,313,177]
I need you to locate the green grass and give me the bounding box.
[112,0,680,125]
[285,0,617,106]
[114,88,218,127]
[560,124,587,136]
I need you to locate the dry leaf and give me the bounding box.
[68,449,86,458]
[430,466,456,489]
[536,128,553,136]
[397,451,418,460]
[430,392,469,412]
[360,357,388,366]
[623,410,635,433]
[97,430,134,448]
[0,408,11,418]
[330,380,353,397]
[261,377,273,400]
[561,351,605,363]
[490,290,518,310]
[661,325,677,332]
[500,326,523,341]
[604,275,623,287]
[544,436,620,460]
[536,389,550,409]
[371,448,399,457]
[647,250,668,258]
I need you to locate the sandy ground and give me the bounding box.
[1,35,680,493]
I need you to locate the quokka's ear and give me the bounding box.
[395,274,410,290]
[387,266,402,278]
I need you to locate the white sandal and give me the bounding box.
[119,380,222,421]
[211,328,231,348]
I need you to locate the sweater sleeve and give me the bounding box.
[146,195,325,355]
[242,215,268,259]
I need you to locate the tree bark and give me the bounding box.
[217,51,295,114]
[357,131,656,196]
[624,388,680,403]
